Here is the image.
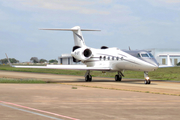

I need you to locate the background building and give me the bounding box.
[148,48,180,65]
[58,54,82,65]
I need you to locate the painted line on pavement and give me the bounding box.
[0,101,80,120]
[0,103,62,120]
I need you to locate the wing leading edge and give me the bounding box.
[13,65,111,71]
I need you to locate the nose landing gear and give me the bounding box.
[144,72,151,84]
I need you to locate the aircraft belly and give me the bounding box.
[115,61,155,72]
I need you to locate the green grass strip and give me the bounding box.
[1,65,180,81]
[0,78,46,84]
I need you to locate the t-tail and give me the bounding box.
[40,26,100,47]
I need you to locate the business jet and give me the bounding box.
[6,26,173,84]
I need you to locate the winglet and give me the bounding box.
[5,53,13,67]
[167,54,172,66]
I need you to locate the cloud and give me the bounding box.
[1,0,111,15]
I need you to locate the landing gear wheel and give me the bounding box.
[119,76,122,81]
[144,80,151,84]
[144,80,148,84]
[115,75,119,81]
[115,75,122,81]
[85,76,88,82]
[89,75,92,82]
[85,75,92,82]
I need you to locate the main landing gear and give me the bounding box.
[85,70,92,82]
[144,71,151,84]
[115,71,124,81]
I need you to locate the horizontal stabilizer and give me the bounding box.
[39,26,100,47]
[39,28,101,31]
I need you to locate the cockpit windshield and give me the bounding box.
[148,53,154,58]
[140,53,154,58]
[141,54,149,57]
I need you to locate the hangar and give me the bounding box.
[58,54,82,65]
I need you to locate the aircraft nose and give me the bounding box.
[151,59,159,69]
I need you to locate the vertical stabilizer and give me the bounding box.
[72,26,86,47]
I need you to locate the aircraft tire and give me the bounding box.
[144,80,148,84]
[85,76,89,82]
[89,75,92,82]
[85,75,92,82]
[115,75,119,81]
[119,75,122,81]
[144,80,151,84]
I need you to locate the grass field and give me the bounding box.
[0,65,180,81]
[0,78,46,83]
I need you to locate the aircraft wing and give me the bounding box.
[5,53,111,71]
[158,65,175,68]
[12,64,111,71]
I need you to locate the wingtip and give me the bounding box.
[5,53,12,67]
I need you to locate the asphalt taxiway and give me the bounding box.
[0,70,180,120]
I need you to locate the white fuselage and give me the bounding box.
[79,47,158,72]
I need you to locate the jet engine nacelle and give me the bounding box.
[71,47,92,61]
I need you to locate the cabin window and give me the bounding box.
[100,56,102,60]
[103,56,106,60]
[116,57,119,60]
[141,54,149,57]
[108,57,110,60]
[112,57,114,60]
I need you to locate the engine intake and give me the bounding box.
[83,49,92,57]
[71,47,92,61]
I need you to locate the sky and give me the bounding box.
[0,0,180,62]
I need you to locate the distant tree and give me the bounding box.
[177,62,180,66]
[0,58,8,64]
[39,59,47,63]
[0,58,19,64]
[10,58,19,63]
[30,57,39,63]
[49,59,58,63]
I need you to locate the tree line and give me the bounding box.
[30,57,58,63]
[0,57,58,64]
